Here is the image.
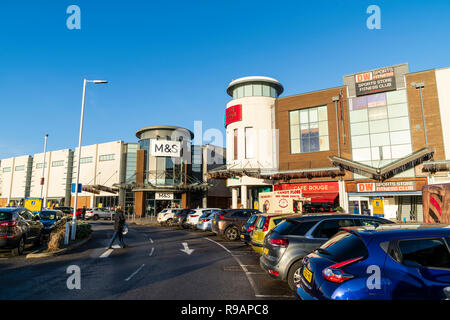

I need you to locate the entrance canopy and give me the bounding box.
[330,148,434,181]
[82,185,119,195]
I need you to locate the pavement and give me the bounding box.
[0,221,294,300]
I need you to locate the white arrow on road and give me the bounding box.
[180,242,194,255]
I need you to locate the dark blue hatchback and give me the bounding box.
[296,224,450,300]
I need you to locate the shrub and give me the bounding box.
[46,217,91,251]
[335,206,344,213]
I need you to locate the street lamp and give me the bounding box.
[410,82,427,148]
[40,134,48,209]
[71,79,108,240]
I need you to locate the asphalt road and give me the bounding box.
[0,221,294,300]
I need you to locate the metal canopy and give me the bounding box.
[422,160,450,173]
[330,148,434,181]
[82,184,119,195]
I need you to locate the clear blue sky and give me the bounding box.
[1,0,449,159]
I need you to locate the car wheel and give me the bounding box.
[166,218,173,226]
[288,260,303,291]
[12,237,25,256]
[224,226,239,241]
[93,215,99,221]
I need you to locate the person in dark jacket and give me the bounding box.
[108,205,127,248]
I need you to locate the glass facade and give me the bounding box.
[349,89,414,178]
[232,83,278,99]
[289,105,329,154]
[138,138,185,186]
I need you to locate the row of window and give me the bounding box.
[232,84,278,100]
[289,106,330,154]
[232,127,255,160]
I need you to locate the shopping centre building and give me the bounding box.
[210,63,450,222]
[0,126,230,216]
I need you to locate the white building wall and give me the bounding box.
[0,158,15,201]
[72,141,123,206]
[29,149,72,200]
[226,96,277,189]
[10,155,32,200]
[435,67,450,160]
[95,141,123,195]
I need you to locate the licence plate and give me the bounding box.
[213,221,216,224]
[263,248,269,255]
[303,266,313,283]
[240,234,244,239]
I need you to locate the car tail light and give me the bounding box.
[322,256,364,284]
[270,238,289,248]
[217,214,225,220]
[248,224,254,232]
[202,219,208,222]
[269,269,279,276]
[0,221,17,227]
[262,218,270,232]
[190,215,198,218]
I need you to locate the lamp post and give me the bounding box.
[71,79,108,240]
[40,134,48,209]
[410,82,427,148]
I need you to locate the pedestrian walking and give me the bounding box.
[108,205,127,249]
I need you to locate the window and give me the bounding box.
[312,219,355,239]
[290,106,329,154]
[245,127,255,159]
[52,160,64,167]
[19,210,34,221]
[318,231,369,263]
[233,129,238,160]
[2,167,11,173]
[244,85,252,97]
[397,238,450,269]
[80,157,93,164]
[36,163,47,169]
[99,154,115,161]
[15,165,25,171]
[256,216,266,229]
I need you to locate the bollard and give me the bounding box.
[64,222,71,245]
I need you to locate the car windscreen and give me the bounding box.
[318,231,369,263]
[40,211,56,220]
[0,211,12,222]
[246,215,259,226]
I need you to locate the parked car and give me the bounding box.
[197,210,221,231]
[39,210,64,232]
[53,206,73,215]
[86,207,114,220]
[211,209,261,241]
[0,207,45,255]
[251,213,302,254]
[186,208,220,228]
[240,214,261,245]
[296,224,450,300]
[157,208,181,225]
[260,214,394,290]
[173,209,193,229]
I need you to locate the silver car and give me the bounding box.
[196,210,221,231]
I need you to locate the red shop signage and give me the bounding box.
[274,182,339,193]
[225,104,242,126]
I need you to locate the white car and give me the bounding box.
[157,208,180,225]
[186,208,220,228]
[86,207,115,220]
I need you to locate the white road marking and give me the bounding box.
[99,249,113,258]
[112,245,121,249]
[125,264,145,281]
[149,247,155,256]
[206,238,260,297]
[149,238,154,244]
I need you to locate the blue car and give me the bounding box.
[39,210,64,232]
[296,224,450,300]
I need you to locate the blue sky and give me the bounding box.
[1,0,449,159]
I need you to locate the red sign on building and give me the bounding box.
[225,104,242,126]
[274,182,339,203]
